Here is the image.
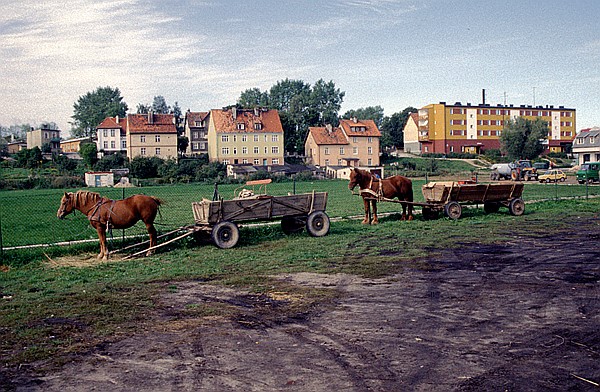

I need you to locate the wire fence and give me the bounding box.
[1,179,599,257]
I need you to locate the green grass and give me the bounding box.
[0,197,599,371]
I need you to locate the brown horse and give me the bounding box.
[348,168,414,224]
[57,191,162,260]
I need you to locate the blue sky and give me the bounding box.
[1,0,599,136]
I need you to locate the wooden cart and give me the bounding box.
[192,180,329,248]
[420,181,525,220]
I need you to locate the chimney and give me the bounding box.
[115,115,119,124]
[482,89,486,105]
[352,117,358,123]
[254,107,260,116]
[232,107,237,120]
[148,111,153,124]
[326,124,333,133]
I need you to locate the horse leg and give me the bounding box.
[362,198,370,224]
[371,200,379,224]
[96,226,108,260]
[145,223,157,256]
[407,203,414,221]
[400,202,407,221]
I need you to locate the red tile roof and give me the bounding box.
[97,116,126,129]
[308,126,349,145]
[210,108,283,133]
[185,111,209,127]
[127,113,177,134]
[339,118,381,137]
[410,112,419,123]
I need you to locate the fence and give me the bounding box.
[1,179,599,260]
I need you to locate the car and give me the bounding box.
[538,169,567,183]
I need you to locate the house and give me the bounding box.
[207,107,284,166]
[60,137,91,159]
[402,113,420,154]
[96,113,178,160]
[7,141,27,154]
[183,111,209,156]
[572,127,600,165]
[305,118,381,168]
[417,101,576,155]
[26,127,61,154]
[96,116,127,157]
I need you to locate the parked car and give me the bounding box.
[538,169,567,183]
[576,162,600,184]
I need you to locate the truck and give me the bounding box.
[576,162,600,184]
[490,160,538,181]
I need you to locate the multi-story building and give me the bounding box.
[26,127,61,153]
[96,113,178,160]
[183,111,209,156]
[415,102,576,155]
[402,113,420,154]
[305,118,381,167]
[127,112,178,160]
[573,127,600,165]
[97,116,127,157]
[207,107,284,165]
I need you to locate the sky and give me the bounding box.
[1,0,599,137]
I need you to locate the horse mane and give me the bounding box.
[74,190,103,207]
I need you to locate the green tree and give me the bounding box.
[178,135,189,156]
[72,86,128,137]
[54,154,78,174]
[501,117,548,160]
[152,96,170,114]
[238,88,269,108]
[137,103,150,114]
[129,156,162,179]
[343,106,385,128]
[94,152,127,171]
[79,142,98,169]
[308,79,345,126]
[16,147,43,169]
[380,107,418,149]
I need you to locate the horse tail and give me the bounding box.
[149,196,164,207]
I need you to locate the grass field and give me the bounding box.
[0,178,599,262]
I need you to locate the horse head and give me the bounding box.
[348,168,369,191]
[57,192,75,219]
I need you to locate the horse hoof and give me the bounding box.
[361,220,370,224]
[372,220,379,225]
[97,254,103,260]
[408,215,414,221]
[146,251,154,257]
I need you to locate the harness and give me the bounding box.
[360,176,384,200]
[85,198,117,230]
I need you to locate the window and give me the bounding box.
[221,135,229,142]
[236,123,245,130]
[242,135,247,142]
[338,159,342,165]
[141,147,146,155]
[254,135,259,142]
[200,142,206,150]
[271,146,279,154]
[368,137,372,143]
[254,158,260,165]
[272,158,279,164]
[254,123,262,130]
[122,140,126,149]
[103,130,108,137]
[233,135,237,142]
[590,136,596,144]
[368,158,372,165]
[193,132,199,139]
[340,147,345,155]
[155,148,161,155]
[110,129,115,137]
[110,141,115,149]
[233,148,237,155]
[353,137,357,143]
[264,147,268,154]
[324,147,330,155]
[353,147,358,155]
[223,160,230,164]
[221,147,229,155]
[368,147,373,155]
[272,134,278,142]
[325,159,330,166]
[155,135,160,143]
[242,146,248,154]
[254,147,259,154]
[140,135,146,143]
[192,142,199,150]
[242,159,248,164]
[103,141,108,149]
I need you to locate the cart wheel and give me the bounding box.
[281,215,306,235]
[509,198,525,216]
[444,201,462,220]
[211,221,240,249]
[306,211,330,237]
[483,202,500,214]
[421,207,439,220]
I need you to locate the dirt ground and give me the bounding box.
[9,216,600,391]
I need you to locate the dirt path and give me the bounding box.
[13,217,600,391]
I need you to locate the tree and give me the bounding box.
[79,142,98,169]
[72,86,128,137]
[129,156,162,179]
[136,103,150,114]
[16,147,43,169]
[380,107,418,149]
[94,152,127,171]
[178,135,189,156]
[308,79,345,126]
[343,106,385,128]
[238,88,269,108]
[152,96,170,114]
[500,117,548,160]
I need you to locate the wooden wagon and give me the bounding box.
[192,180,330,248]
[420,181,525,220]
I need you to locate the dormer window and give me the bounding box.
[254,122,263,130]
[237,122,245,130]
